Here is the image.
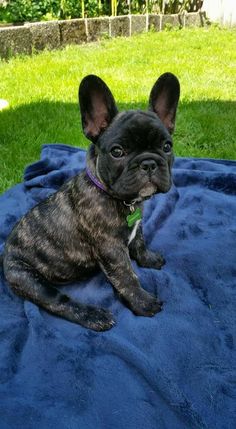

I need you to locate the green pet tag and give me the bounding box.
[126,207,142,228]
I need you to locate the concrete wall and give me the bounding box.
[0,12,206,59]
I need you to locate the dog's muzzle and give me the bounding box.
[137,156,171,197]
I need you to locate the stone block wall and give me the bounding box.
[59,19,87,46]
[110,16,130,37]
[131,15,147,34]
[26,21,61,52]
[0,12,207,59]
[0,26,32,57]
[86,18,110,41]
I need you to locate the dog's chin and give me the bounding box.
[137,179,172,200]
[107,177,172,202]
[139,183,157,199]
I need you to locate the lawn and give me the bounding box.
[0,26,236,194]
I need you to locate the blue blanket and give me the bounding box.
[0,144,235,429]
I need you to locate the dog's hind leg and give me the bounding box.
[4,262,115,331]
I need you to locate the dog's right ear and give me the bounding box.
[79,75,118,143]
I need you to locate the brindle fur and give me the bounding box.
[3,73,180,331]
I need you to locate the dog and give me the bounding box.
[3,73,180,331]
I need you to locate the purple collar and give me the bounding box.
[85,166,139,209]
[86,166,108,194]
[85,166,142,227]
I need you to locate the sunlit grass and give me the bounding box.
[0,26,236,193]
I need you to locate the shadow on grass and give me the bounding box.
[0,98,236,193]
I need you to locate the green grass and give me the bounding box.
[0,26,236,194]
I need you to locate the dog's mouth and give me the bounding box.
[109,175,172,202]
[139,183,157,198]
[138,170,172,197]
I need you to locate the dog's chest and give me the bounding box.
[128,220,141,245]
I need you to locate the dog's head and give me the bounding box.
[79,73,180,202]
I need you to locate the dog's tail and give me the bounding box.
[4,261,115,331]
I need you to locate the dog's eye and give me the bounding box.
[163,142,172,154]
[110,147,124,158]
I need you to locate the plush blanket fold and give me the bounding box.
[0,144,235,429]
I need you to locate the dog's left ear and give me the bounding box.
[149,72,180,134]
[79,75,118,143]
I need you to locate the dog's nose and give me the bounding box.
[140,159,157,172]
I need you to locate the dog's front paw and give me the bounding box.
[136,251,166,270]
[87,308,116,331]
[151,253,166,270]
[131,291,162,317]
[72,305,116,331]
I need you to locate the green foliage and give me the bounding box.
[59,0,81,19]
[0,0,202,24]
[85,0,101,17]
[0,0,58,23]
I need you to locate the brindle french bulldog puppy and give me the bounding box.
[3,73,180,331]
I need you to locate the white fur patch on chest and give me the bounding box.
[128,220,141,245]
